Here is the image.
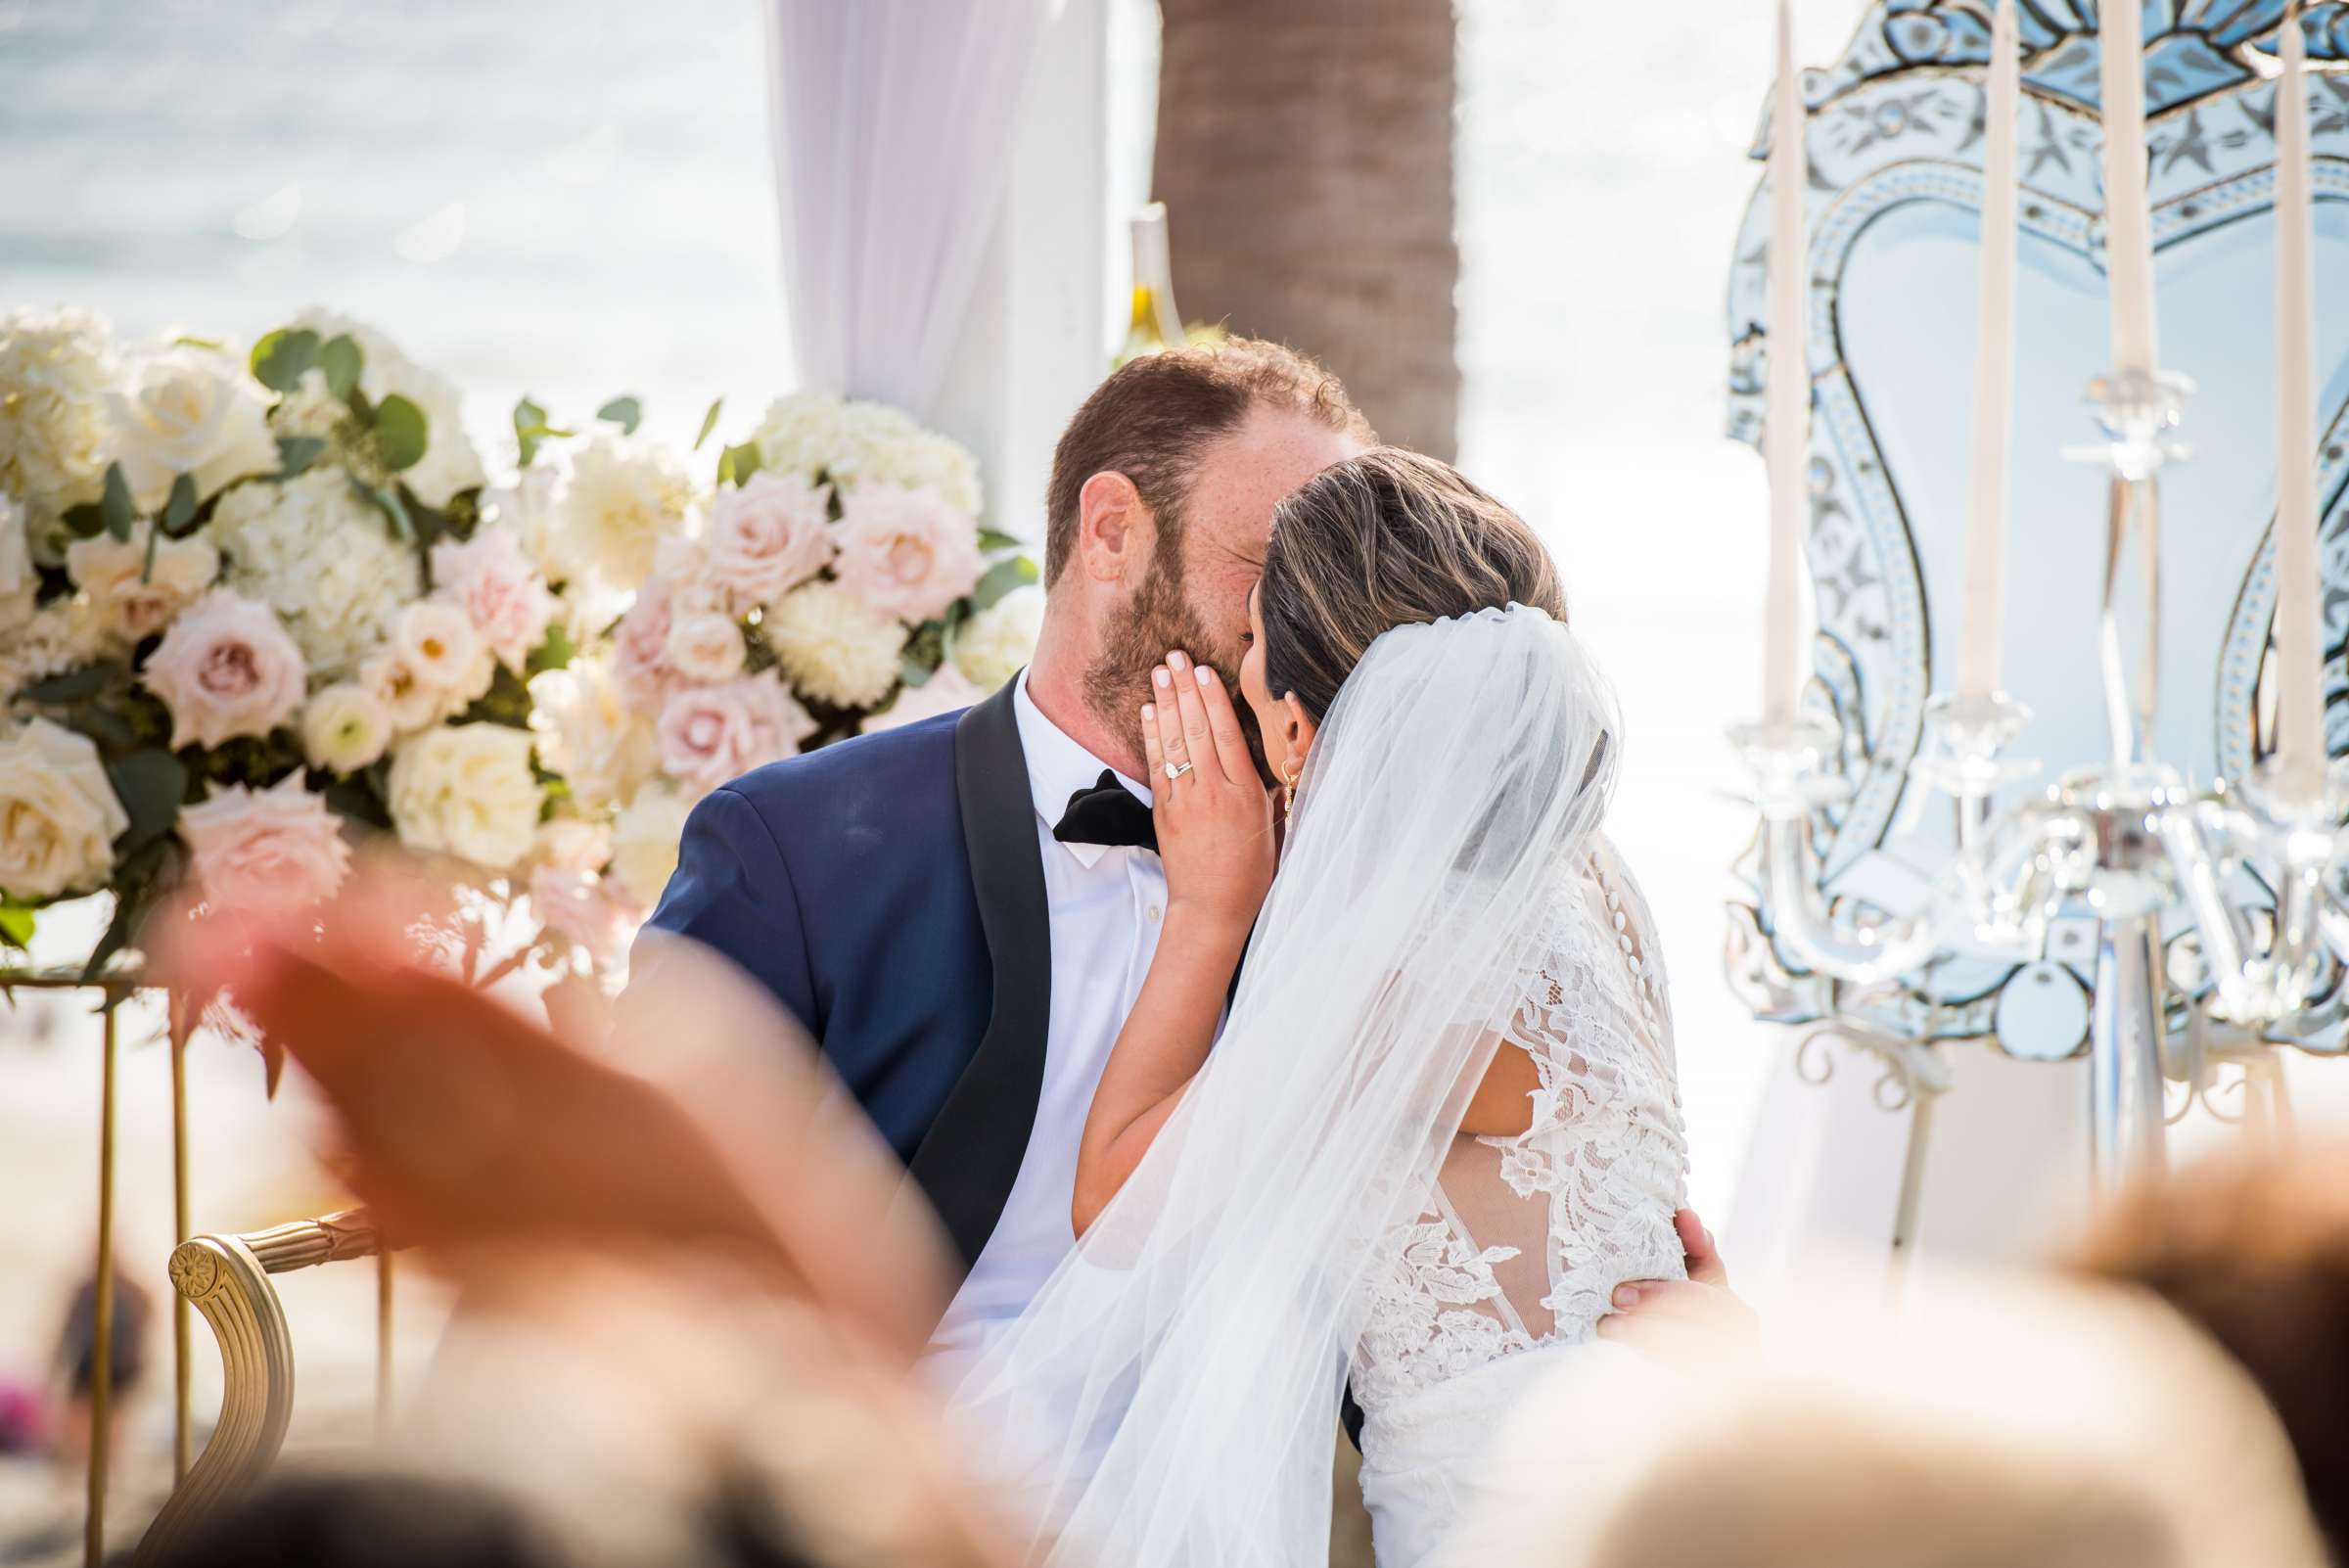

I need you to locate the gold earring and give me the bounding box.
[1279,761,1299,826]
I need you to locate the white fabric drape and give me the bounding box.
[762,0,1060,423]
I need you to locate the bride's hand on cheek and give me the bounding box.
[1142,650,1278,933]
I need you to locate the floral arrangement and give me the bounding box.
[0,303,1038,1000]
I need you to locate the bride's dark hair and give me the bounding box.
[1260,448,1568,721]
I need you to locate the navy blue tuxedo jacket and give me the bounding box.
[625,679,1051,1272]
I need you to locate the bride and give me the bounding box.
[946,449,1688,1568]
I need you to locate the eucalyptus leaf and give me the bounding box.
[0,902,33,950]
[106,749,189,853]
[60,501,106,539]
[972,555,1039,612]
[350,478,413,541]
[273,436,327,480]
[373,393,429,473]
[899,651,938,688]
[161,473,198,537]
[100,463,134,541]
[319,334,364,401]
[525,622,576,675]
[595,395,642,435]
[977,529,1025,552]
[693,396,724,451]
[170,334,225,352]
[249,327,322,393]
[716,440,762,487]
[22,662,119,705]
[512,395,576,467]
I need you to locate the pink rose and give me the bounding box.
[141,588,308,749]
[830,483,985,623]
[178,774,351,914]
[430,525,555,671]
[612,578,680,711]
[860,664,986,734]
[656,672,816,794]
[529,863,632,968]
[702,472,835,611]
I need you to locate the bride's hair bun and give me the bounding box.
[1261,448,1567,720]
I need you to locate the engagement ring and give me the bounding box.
[1164,761,1194,781]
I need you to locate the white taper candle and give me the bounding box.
[1960,0,2022,703]
[1764,0,1810,725]
[2097,0,2159,372]
[2275,5,2326,797]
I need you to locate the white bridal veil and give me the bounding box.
[945,603,1623,1567]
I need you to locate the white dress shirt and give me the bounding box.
[925,672,1167,1387]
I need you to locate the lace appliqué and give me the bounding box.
[1351,846,1689,1419]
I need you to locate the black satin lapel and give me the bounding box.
[908,679,1053,1272]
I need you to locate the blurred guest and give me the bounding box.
[1444,1272,2326,1568]
[153,868,1012,1568]
[53,1266,150,1470]
[2076,1144,2349,1559]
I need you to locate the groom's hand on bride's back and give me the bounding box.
[1595,1208,1758,1360]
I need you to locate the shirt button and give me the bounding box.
[1146,904,1163,924]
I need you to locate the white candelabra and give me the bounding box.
[1733,2,2343,1194]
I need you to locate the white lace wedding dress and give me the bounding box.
[1350,839,1687,1567]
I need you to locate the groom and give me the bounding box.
[625,338,1738,1378]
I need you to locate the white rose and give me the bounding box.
[951,583,1043,691]
[0,716,129,899]
[528,658,660,813]
[561,434,693,591]
[207,467,421,680]
[66,524,220,642]
[763,579,905,711]
[387,722,543,871]
[361,647,444,735]
[105,343,278,508]
[286,308,485,507]
[664,610,746,684]
[0,306,118,539]
[609,781,692,908]
[300,682,395,774]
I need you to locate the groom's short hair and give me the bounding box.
[1043,338,1372,584]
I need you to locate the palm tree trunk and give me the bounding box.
[1152,0,1460,461]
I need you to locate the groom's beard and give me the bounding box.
[1084,562,1270,784]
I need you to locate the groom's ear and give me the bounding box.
[1076,471,1156,585]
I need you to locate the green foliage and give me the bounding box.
[526,622,576,675]
[349,477,414,542]
[455,664,534,730]
[373,393,429,473]
[249,327,323,393]
[977,529,1024,552]
[100,463,134,541]
[170,334,225,352]
[161,473,199,538]
[273,436,327,480]
[973,555,1039,611]
[513,396,575,467]
[694,396,724,451]
[106,749,190,855]
[59,500,106,538]
[319,333,364,401]
[596,395,642,435]
[0,900,33,950]
[716,440,762,487]
[21,661,121,706]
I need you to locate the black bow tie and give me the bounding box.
[1053,769,1157,853]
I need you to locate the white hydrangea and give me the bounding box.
[750,392,983,517]
[560,433,694,593]
[763,578,905,710]
[952,583,1043,691]
[286,307,486,507]
[0,306,119,544]
[0,601,109,705]
[207,466,422,681]
[0,492,35,630]
[609,780,692,908]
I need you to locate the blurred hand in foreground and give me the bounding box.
[1595,1207,1759,1360]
